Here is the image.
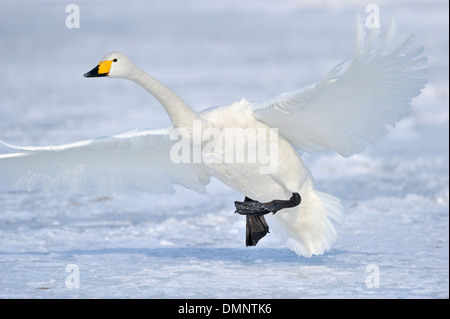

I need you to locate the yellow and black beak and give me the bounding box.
[84,60,113,77]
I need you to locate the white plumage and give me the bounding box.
[254,17,427,157]
[0,17,427,257]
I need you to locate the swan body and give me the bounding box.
[0,17,427,257]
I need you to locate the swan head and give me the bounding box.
[84,52,134,78]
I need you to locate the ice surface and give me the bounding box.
[0,0,448,298]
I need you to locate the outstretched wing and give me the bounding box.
[253,16,428,157]
[0,129,211,195]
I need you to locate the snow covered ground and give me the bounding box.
[0,0,448,298]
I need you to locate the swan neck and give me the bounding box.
[128,67,199,127]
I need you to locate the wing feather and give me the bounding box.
[254,16,427,157]
[0,129,211,195]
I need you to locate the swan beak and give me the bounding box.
[84,60,113,77]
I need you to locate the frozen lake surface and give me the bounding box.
[0,0,448,298]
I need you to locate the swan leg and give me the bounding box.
[234,193,301,246]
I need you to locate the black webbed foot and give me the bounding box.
[234,193,301,246]
[245,214,269,246]
[234,193,301,216]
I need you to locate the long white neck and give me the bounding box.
[127,66,200,128]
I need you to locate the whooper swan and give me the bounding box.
[0,17,427,257]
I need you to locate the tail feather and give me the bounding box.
[265,189,342,257]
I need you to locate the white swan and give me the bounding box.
[0,17,427,257]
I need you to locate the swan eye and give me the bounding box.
[113,58,118,62]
